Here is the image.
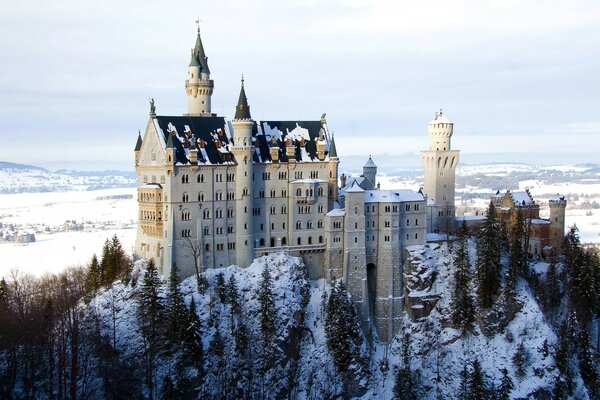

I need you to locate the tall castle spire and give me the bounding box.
[185,25,214,117]
[234,76,251,120]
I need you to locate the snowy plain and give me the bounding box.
[1,162,599,279]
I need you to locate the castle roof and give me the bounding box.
[192,31,210,74]
[364,189,425,203]
[154,115,333,165]
[429,110,452,125]
[345,181,365,193]
[363,156,376,168]
[329,134,338,158]
[234,79,251,120]
[134,131,143,151]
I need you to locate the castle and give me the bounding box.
[133,29,564,341]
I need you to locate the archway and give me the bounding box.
[367,263,377,317]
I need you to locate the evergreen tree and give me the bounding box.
[182,296,203,366]
[459,363,469,400]
[505,209,526,303]
[451,220,475,334]
[258,265,276,344]
[578,325,599,396]
[215,272,226,303]
[0,277,10,349]
[226,274,241,317]
[512,341,529,378]
[167,263,186,340]
[497,368,514,400]
[234,323,249,356]
[468,358,487,400]
[138,259,163,397]
[393,333,418,400]
[161,376,175,400]
[544,260,561,310]
[325,280,365,376]
[476,201,502,308]
[85,254,101,294]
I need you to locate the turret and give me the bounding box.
[185,27,214,117]
[427,109,454,151]
[231,77,255,266]
[549,195,567,254]
[363,155,377,190]
[421,109,460,233]
[134,130,142,167]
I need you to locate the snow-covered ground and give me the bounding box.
[0,187,137,278]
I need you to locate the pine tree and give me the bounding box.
[458,363,469,400]
[183,296,203,366]
[468,358,487,400]
[215,272,226,303]
[393,333,418,400]
[0,277,10,349]
[497,367,514,400]
[85,254,101,294]
[505,209,526,304]
[578,325,599,396]
[325,280,365,376]
[161,376,175,400]
[226,274,241,316]
[544,260,561,310]
[451,220,475,334]
[512,341,529,378]
[258,265,276,344]
[167,263,186,340]
[476,201,502,308]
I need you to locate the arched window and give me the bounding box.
[270,237,276,247]
[308,236,312,245]
[318,187,324,196]
[319,236,323,243]
[297,237,302,245]
[259,238,265,247]
[296,188,302,196]
[282,237,287,245]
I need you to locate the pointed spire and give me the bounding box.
[329,133,338,158]
[193,29,210,75]
[166,133,174,149]
[134,130,143,151]
[234,76,251,120]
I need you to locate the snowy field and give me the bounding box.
[0,187,137,278]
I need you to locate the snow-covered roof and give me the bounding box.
[326,209,346,217]
[292,178,327,184]
[428,111,452,125]
[363,156,376,168]
[364,189,424,203]
[510,190,534,206]
[455,215,486,221]
[345,182,365,193]
[140,183,162,189]
[530,218,551,225]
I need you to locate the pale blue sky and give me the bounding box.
[1,0,599,170]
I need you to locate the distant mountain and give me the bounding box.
[0,161,48,172]
[0,162,136,193]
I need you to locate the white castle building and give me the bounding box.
[134,29,457,341]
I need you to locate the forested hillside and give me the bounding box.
[1,215,599,399]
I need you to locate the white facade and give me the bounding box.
[134,30,431,342]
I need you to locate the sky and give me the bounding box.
[0,0,599,171]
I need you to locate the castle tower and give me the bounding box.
[421,110,460,233]
[185,27,214,117]
[549,195,567,256]
[343,183,369,326]
[363,156,377,190]
[231,78,255,266]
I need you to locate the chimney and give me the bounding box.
[270,146,279,162]
[189,149,198,165]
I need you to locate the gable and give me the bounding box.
[139,117,167,166]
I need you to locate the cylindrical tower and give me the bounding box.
[421,110,460,233]
[231,78,255,266]
[185,29,214,117]
[363,156,377,189]
[549,195,567,255]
